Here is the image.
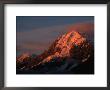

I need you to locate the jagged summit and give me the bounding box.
[42,30,87,63]
[16,30,94,74]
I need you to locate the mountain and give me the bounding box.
[16,30,94,74]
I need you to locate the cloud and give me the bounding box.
[67,22,94,33]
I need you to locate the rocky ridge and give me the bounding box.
[16,30,94,74]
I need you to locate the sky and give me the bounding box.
[16,16,94,56]
[16,16,94,32]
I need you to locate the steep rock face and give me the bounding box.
[42,31,86,63]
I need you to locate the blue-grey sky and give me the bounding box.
[16,16,94,56]
[16,16,94,32]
